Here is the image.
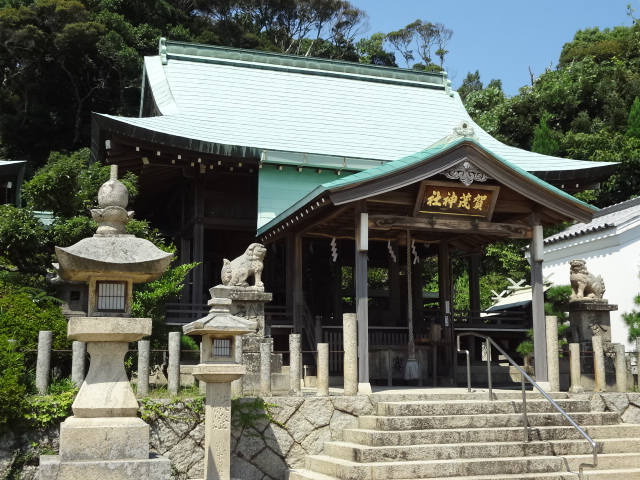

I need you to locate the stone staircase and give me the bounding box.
[287,392,640,479]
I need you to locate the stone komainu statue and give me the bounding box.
[221,243,266,288]
[569,259,606,300]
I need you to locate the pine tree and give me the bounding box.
[531,113,560,156]
[626,97,640,139]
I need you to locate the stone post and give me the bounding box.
[260,341,272,397]
[231,336,243,398]
[615,343,627,393]
[289,334,302,396]
[183,282,257,480]
[168,331,181,395]
[343,313,358,396]
[546,316,560,391]
[137,340,150,397]
[71,341,86,388]
[593,335,606,392]
[36,331,53,395]
[568,343,584,394]
[317,343,329,396]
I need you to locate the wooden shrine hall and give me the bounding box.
[91,39,617,389]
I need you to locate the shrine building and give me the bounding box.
[91,39,617,389]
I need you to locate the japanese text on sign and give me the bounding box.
[418,183,496,218]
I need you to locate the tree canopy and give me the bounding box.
[0,0,453,167]
[461,14,640,207]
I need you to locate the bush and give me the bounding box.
[0,336,27,427]
[0,281,68,350]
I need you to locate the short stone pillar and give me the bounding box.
[168,331,181,395]
[260,340,272,397]
[615,343,627,393]
[545,316,560,391]
[289,334,302,396]
[71,340,86,388]
[183,285,257,480]
[343,313,358,396]
[317,343,329,396]
[568,343,584,394]
[137,340,150,396]
[36,330,53,395]
[593,336,606,392]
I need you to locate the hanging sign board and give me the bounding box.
[414,180,499,220]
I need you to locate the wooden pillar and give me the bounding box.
[469,253,481,315]
[530,217,548,384]
[355,202,371,394]
[332,259,343,327]
[438,242,453,385]
[287,233,303,335]
[180,234,192,304]
[192,177,205,308]
[389,243,401,325]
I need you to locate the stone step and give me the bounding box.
[343,424,640,446]
[288,468,640,480]
[358,411,620,431]
[323,438,640,463]
[305,454,566,479]
[368,392,570,403]
[376,399,591,417]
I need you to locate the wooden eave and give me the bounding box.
[259,141,596,251]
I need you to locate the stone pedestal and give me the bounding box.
[568,300,618,391]
[39,317,171,480]
[568,300,617,343]
[204,286,289,395]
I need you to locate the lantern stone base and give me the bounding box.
[59,417,150,461]
[38,454,171,480]
[39,417,171,480]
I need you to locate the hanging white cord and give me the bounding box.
[405,230,419,380]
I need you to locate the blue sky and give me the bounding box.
[351,0,635,96]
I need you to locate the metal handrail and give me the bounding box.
[457,332,598,480]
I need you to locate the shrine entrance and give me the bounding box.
[257,137,596,392]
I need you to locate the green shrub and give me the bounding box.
[0,336,27,427]
[0,280,69,350]
[24,390,77,428]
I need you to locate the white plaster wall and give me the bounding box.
[542,225,640,349]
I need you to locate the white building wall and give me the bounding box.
[541,225,640,349]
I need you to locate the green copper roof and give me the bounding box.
[256,138,598,236]
[95,39,615,177]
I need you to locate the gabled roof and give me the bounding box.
[544,197,640,245]
[257,138,597,242]
[93,39,616,187]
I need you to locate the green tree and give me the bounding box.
[622,272,640,342]
[626,97,640,138]
[385,26,414,67]
[355,32,396,66]
[457,70,483,102]
[531,113,560,156]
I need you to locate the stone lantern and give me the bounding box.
[183,285,257,480]
[39,166,173,480]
